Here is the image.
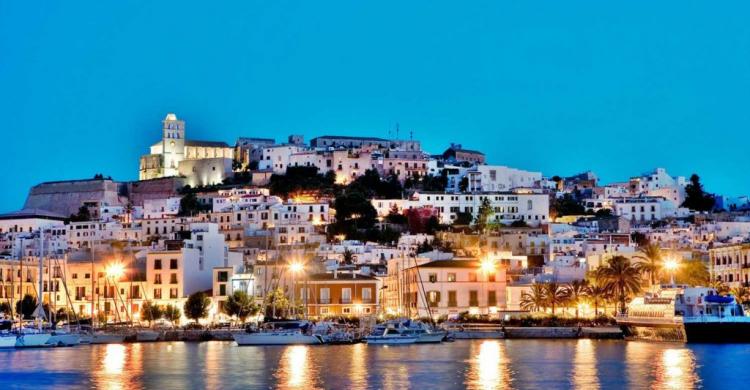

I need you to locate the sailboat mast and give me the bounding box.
[37,227,45,330]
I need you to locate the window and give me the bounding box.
[469,290,479,306]
[219,284,226,296]
[488,290,497,306]
[362,288,372,303]
[488,273,496,282]
[154,259,162,270]
[448,291,457,307]
[341,288,352,304]
[468,272,477,282]
[153,288,162,299]
[320,307,329,315]
[154,274,162,284]
[428,273,437,283]
[342,307,351,314]
[320,288,330,304]
[218,271,228,282]
[170,274,178,284]
[170,259,178,269]
[447,273,456,282]
[427,291,440,307]
[170,288,178,299]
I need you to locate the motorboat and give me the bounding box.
[234,321,324,346]
[617,286,750,342]
[90,331,127,344]
[313,322,356,344]
[371,320,445,343]
[365,326,418,345]
[136,329,161,342]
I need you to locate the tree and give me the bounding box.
[597,256,643,315]
[343,249,354,265]
[178,193,202,216]
[682,174,715,212]
[385,204,407,225]
[183,292,211,323]
[15,294,38,320]
[544,282,568,315]
[509,220,529,228]
[425,216,441,234]
[330,192,378,238]
[475,198,493,233]
[0,302,11,315]
[564,279,590,319]
[454,211,473,225]
[69,205,91,222]
[710,280,729,295]
[675,259,710,287]
[264,287,290,319]
[520,284,547,312]
[631,232,649,247]
[594,209,613,217]
[162,304,182,326]
[731,286,750,305]
[459,177,469,192]
[224,291,259,323]
[140,301,163,326]
[634,243,663,287]
[586,278,610,317]
[550,193,585,218]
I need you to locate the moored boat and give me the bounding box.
[15,330,52,348]
[47,330,81,347]
[365,326,418,345]
[617,286,750,343]
[0,333,17,348]
[234,321,323,346]
[136,330,161,342]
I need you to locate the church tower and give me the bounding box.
[161,113,185,177]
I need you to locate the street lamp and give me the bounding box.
[480,258,496,274]
[106,262,125,280]
[288,262,304,318]
[664,258,678,286]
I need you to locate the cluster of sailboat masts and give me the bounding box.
[1,226,156,349]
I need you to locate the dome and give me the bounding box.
[165,113,177,121]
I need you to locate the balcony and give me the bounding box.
[339,298,352,304]
[318,298,331,304]
[448,301,458,308]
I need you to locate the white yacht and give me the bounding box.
[371,320,445,343]
[136,329,161,342]
[46,328,81,347]
[233,321,324,346]
[365,326,418,345]
[617,286,750,342]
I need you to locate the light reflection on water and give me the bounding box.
[0,339,724,389]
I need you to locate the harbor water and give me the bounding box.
[0,339,747,389]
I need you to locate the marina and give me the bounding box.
[0,339,740,389]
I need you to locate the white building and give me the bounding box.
[467,165,542,192]
[372,191,550,227]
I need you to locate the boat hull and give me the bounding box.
[233,332,323,346]
[90,333,127,344]
[16,333,52,348]
[415,331,446,343]
[684,322,750,343]
[365,336,418,345]
[136,331,161,342]
[0,335,17,348]
[47,334,81,347]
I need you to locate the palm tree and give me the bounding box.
[564,279,589,319]
[520,283,547,312]
[710,280,729,295]
[597,256,643,315]
[731,286,749,304]
[634,243,662,287]
[545,282,568,315]
[587,279,610,317]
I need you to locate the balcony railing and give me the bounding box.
[339,298,352,304]
[448,301,458,307]
[319,298,331,304]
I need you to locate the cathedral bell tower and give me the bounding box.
[161,113,185,177]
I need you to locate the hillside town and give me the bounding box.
[2,112,749,328]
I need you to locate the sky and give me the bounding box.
[2,1,749,212]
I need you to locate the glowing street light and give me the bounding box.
[664,258,679,286]
[479,258,496,274]
[289,262,304,273]
[106,262,125,280]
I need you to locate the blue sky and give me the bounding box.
[2,1,749,212]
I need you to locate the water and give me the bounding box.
[0,340,748,389]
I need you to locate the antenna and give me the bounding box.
[396,123,400,140]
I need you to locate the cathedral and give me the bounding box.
[139,113,234,185]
